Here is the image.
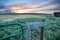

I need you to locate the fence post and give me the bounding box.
[26,29,31,40]
[40,27,44,40]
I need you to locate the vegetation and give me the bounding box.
[0,18,60,40]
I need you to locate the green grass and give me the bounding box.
[0,17,60,40]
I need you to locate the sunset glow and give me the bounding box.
[0,0,60,13]
[9,5,60,13]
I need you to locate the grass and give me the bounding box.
[0,17,60,40]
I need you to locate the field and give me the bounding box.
[0,15,60,40]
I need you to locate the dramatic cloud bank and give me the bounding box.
[0,0,60,13]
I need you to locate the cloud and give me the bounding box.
[38,4,60,10]
[1,0,45,6]
[0,0,60,13]
[8,3,60,13]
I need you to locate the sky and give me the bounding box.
[0,0,60,13]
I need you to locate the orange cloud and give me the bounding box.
[9,5,60,13]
